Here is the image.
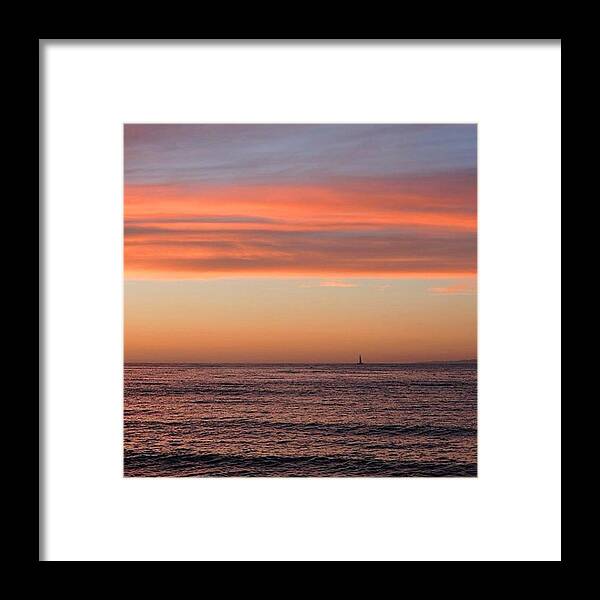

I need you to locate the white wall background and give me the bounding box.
[42,41,561,561]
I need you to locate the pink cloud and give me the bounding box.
[428,283,476,295]
[319,281,359,288]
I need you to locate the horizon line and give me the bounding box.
[125,358,477,366]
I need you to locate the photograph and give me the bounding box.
[124,124,478,477]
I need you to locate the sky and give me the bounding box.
[124,124,477,363]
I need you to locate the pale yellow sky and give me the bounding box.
[125,277,476,363]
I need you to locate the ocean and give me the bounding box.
[124,362,477,477]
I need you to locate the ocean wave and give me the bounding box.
[124,450,477,477]
[126,418,475,438]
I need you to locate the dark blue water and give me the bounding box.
[124,362,477,477]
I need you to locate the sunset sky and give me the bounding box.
[125,124,477,363]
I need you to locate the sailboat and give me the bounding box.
[358,354,363,365]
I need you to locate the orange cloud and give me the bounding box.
[125,178,476,279]
[319,281,359,288]
[428,283,477,295]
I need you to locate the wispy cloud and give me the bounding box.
[124,180,476,279]
[319,281,359,288]
[298,281,359,288]
[124,125,477,280]
[428,283,476,295]
[124,124,476,186]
